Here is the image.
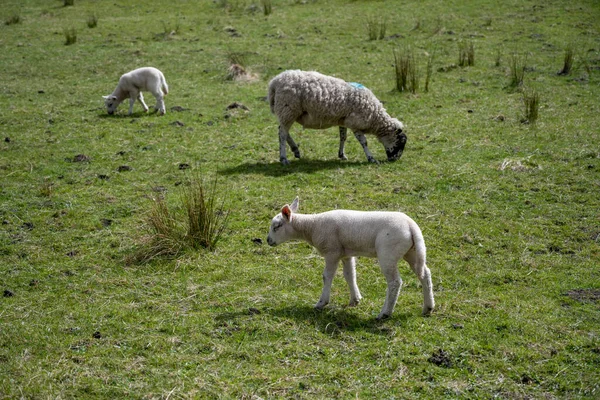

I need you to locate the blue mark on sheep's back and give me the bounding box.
[348,82,366,90]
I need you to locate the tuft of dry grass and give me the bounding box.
[128,176,229,264]
[394,47,419,94]
[508,52,527,88]
[261,0,272,16]
[521,87,540,125]
[366,17,386,41]
[87,14,98,28]
[458,41,475,67]
[64,28,77,45]
[558,44,574,75]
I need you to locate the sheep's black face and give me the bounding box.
[386,129,407,161]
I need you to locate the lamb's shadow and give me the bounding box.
[216,304,409,336]
[219,158,366,177]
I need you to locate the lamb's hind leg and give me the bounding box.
[153,92,165,115]
[404,248,435,315]
[353,131,377,163]
[315,256,340,310]
[342,257,362,306]
[338,127,348,160]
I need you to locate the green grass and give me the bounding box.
[1,0,599,398]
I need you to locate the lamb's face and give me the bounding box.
[267,214,288,246]
[103,95,119,115]
[381,120,407,162]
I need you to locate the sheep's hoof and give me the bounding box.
[292,149,301,159]
[348,298,361,307]
[314,301,328,310]
[280,158,290,166]
[367,157,378,164]
[339,153,348,161]
[422,306,434,316]
[376,312,390,321]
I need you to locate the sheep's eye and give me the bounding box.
[273,223,282,232]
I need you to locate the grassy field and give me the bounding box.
[1,0,599,398]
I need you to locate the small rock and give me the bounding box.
[73,154,90,163]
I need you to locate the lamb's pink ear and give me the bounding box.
[290,197,299,212]
[281,205,292,221]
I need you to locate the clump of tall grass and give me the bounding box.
[366,17,386,41]
[508,52,527,88]
[87,14,98,28]
[557,44,574,75]
[128,176,229,264]
[261,0,272,15]
[5,15,21,25]
[64,28,77,45]
[521,88,540,125]
[458,41,475,67]
[394,47,419,94]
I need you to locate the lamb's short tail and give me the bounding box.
[161,75,169,96]
[409,220,427,280]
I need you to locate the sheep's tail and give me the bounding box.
[161,75,169,96]
[268,81,276,114]
[409,220,427,280]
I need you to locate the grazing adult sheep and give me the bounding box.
[103,67,168,116]
[267,197,434,320]
[267,70,407,165]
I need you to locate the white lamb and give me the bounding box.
[103,67,168,116]
[267,70,407,165]
[267,197,434,320]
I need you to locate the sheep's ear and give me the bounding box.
[281,205,292,222]
[290,197,299,212]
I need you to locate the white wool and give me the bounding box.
[267,197,435,319]
[267,70,406,164]
[103,67,168,116]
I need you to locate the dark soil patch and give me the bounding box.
[565,289,600,303]
[428,349,453,367]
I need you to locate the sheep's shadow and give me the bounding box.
[216,304,410,336]
[219,159,366,177]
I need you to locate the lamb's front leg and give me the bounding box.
[353,131,377,163]
[137,92,149,113]
[342,257,362,306]
[153,92,166,115]
[315,256,340,310]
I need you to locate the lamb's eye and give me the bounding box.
[273,223,282,231]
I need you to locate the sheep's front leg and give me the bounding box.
[315,256,340,310]
[338,127,348,160]
[353,131,377,163]
[342,257,362,306]
[377,262,402,320]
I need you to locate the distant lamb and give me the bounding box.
[267,70,407,165]
[267,197,434,320]
[103,67,168,116]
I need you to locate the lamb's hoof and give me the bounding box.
[376,313,390,321]
[280,158,290,166]
[348,298,361,307]
[158,110,165,116]
[422,306,434,316]
[339,154,348,161]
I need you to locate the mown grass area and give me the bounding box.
[1,0,599,398]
